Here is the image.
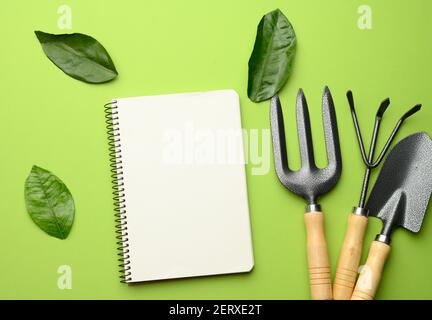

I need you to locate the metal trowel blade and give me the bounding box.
[366,132,432,233]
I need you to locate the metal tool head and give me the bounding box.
[270,87,342,205]
[366,132,432,240]
[347,90,421,209]
[348,90,422,170]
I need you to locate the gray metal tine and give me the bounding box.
[296,89,316,168]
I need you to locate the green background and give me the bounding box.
[1,0,431,299]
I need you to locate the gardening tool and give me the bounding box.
[270,86,342,300]
[351,132,432,300]
[333,91,421,299]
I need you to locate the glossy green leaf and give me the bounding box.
[24,166,75,239]
[248,9,297,102]
[35,31,118,83]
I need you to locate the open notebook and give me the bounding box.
[105,90,254,283]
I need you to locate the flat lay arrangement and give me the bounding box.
[1,1,432,301]
[269,87,431,300]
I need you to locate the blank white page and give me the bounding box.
[114,90,254,283]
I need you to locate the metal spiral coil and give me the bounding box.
[104,101,131,283]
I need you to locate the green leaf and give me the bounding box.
[247,9,297,102]
[24,166,75,239]
[35,31,118,84]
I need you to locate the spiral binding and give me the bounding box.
[104,101,131,283]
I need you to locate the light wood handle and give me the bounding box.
[351,240,391,300]
[333,214,368,300]
[304,211,332,300]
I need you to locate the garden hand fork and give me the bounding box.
[270,86,342,300]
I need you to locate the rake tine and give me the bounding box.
[376,98,391,119]
[347,91,392,168]
[296,89,316,168]
[370,104,422,168]
[367,98,391,162]
[359,98,391,206]
[347,91,370,167]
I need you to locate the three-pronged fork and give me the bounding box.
[270,86,342,300]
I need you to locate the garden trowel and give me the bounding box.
[351,132,432,300]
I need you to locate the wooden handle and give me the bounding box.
[351,240,391,300]
[304,211,332,300]
[333,214,368,300]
